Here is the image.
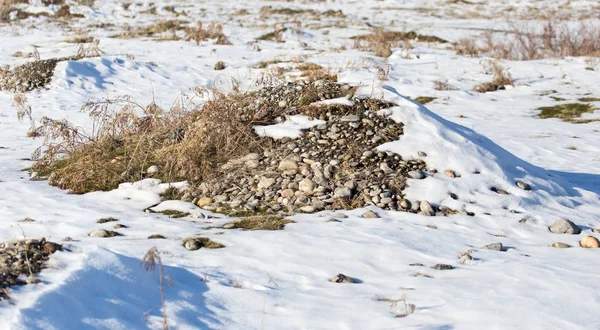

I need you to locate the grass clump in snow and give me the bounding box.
[413,96,436,105]
[185,21,232,45]
[537,103,597,123]
[352,29,447,58]
[295,63,338,83]
[578,97,600,102]
[158,210,190,218]
[224,216,294,231]
[454,20,600,60]
[97,217,118,223]
[160,187,183,200]
[474,59,513,93]
[183,237,225,249]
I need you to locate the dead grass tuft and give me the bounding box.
[184,21,232,46]
[456,21,600,60]
[474,59,513,93]
[353,29,447,58]
[295,63,338,83]
[433,80,459,91]
[225,216,293,231]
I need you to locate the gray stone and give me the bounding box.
[483,242,503,251]
[549,219,580,234]
[88,229,110,238]
[420,200,434,216]
[362,210,378,218]
[147,165,160,174]
[330,273,356,283]
[258,177,276,189]
[399,199,411,209]
[299,179,315,193]
[340,115,360,122]
[334,187,352,198]
[407,170,425,179]
[300,205,316,213]
[433,264,454,270]
[516,181,532,191]
[278,159,299,171]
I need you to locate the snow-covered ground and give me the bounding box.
[0,0,599,329]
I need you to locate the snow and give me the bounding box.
[254,115,326,139]
[0,0,599,329]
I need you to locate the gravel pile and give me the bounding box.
[182,81,458,216]
[0,238,62,300]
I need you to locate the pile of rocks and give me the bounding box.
[0,59,59,93]
[0,238,62,300]
[182,82,458,216]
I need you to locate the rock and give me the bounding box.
[407,170,424,179]
[418,151,427,157]
[184,239,201,250]
[516,181,532,190]
[340,115,360,122]
[483,242,503,251]
[334,187,352,198]
[551,242,570,248]
[197,197,213,207]
[362,210,378,218]
[147,165,160,174]
[278,159,298,171]
[580,236,600,248]
[299,179,315,193]
[399,199,411,209]
[258,177,276,189]
[281,188,295,198]
[88,229,121,238]
[300,205,316,213]
[549,219,580,235]
[444,169,456,178]
[433,264,454,270]
[114,224,128,229]
[420,200,434,216]
[330,273,356,283]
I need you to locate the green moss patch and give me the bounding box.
[538,103,596,122]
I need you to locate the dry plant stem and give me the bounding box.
[143,247,169,330]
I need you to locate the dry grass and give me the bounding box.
[142,247,171,330]
[353,29,447,58]
[295,63,338,83]
[377,294,416,318]
[225,216,293,230]
[184,21,232,46]
[474,59,513,93]
[455,21,600,60]
[433,80,459,91]
[13,94,38,137]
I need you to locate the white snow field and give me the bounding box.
[1,0,599,329]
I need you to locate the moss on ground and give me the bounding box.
[538,103,596,123]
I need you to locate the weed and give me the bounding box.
[142,247,172,330]
[433,80,459,91]
[474,59,513,93]
[185,21,231,46]
[377,294,416,318]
